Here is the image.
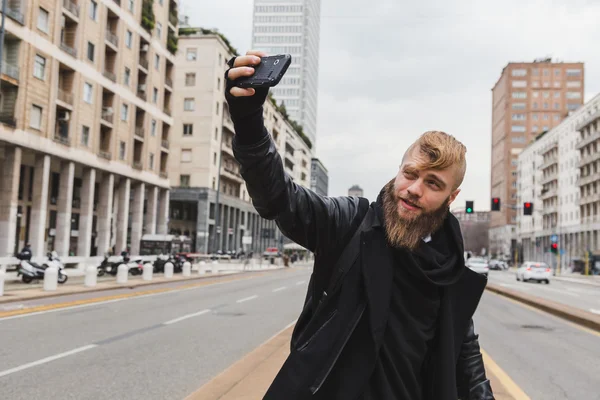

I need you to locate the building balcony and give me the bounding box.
[221,166,244,184]
[0,115,16,127]
[5,5,25,25]
[101,112,114,125]
[578,152,600,168]
[134,126,144,139]
[580,193,599,206]
[542,204,558,215]
[62,0,80,19]
[105,31,119,49]
[133,161,143,170]
[169,12,178,28]
[138,57,149,71]
[1,62,19,81]
[54,134,71,146]
[161,139,169,149]
[163,106,171,116]
[540,173,558,186]
[579,173,599,187]
[576,130,600,150]
[160,171,168,179]
[165,77,173,89]
[540,187,558,200]
[539,155,558,171]
[221,143,234,157]
[223,114,234,131]
[60,42,77,58]
[581,215,600,227]
[576,109,600,132]
[98,151,112,160]
[112,0,121,4]
[137,90,147,101]
[103,70,117,82]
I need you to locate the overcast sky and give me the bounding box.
[185,0,600,211]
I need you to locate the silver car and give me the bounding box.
[466,257,489,278]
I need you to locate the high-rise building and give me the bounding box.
[489,58,584,258]
[252,0,321,145]
[348,185,363,197]
[0,0,177,258]
[310,158,328,196]
[169,29,313,254]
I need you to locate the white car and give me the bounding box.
[516,261,551,284]
[466,257,489,278]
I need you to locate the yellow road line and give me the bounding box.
[0,274,264,319]
[487,290,600,338]
[481,349,530,400]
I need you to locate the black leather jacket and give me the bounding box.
[226,82,493,399]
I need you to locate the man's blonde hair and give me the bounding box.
[403,131,467,190]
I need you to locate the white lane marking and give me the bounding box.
[163,309,211,325]
[0,345,97,378]
[296,280,306,285]
[590,309,600,315]
[0,276,258,323]
[273,286,287,293]
[236,295,258,304]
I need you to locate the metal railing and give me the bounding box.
[106,31,118,47]
[1,63,20,81]
[63,0,80,17]
[103,70,117,82]
[163,106,171,116]
[161,139,169,149]
[101,112,114,124]
[133,161,143,170]
[54,134,71,146]
[576,130,600,150]
[60,42,78,58]
[135,126,145,138]
[165,77,173,88]
[6,6,25,25]
[139,57,149,70]
[0,115,16,127]
[57,89,74,105]
[98,151,112,160]
[137,90,147,101]
[169,13,178,27]
[160,171,168,179]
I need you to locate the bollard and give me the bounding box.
[164,262,174,278]
[44,266,59,291]
[143,263,153,281]
[0,267,5,296]
[84,266,97,287]
[182,261,191,277]
[117,264,128,284]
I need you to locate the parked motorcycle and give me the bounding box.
[17,251,68,284]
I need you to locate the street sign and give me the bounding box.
[228,228,233,235]
[242,236,252,245]
[560,249,565,255]
[551,235,558,242]
[216,227,221,234]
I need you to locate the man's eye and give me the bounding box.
[428,180,439,188]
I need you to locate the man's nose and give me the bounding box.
[407,180,424,198]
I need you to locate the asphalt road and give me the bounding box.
[475,291,600,399]
[487,270,600,314]
[0,267,313,400]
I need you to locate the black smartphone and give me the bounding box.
[234,54,292,88]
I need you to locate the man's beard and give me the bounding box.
[382,179,450,251]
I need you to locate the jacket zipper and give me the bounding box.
[309,304,366,395]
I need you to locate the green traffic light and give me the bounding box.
[467,208,472,213]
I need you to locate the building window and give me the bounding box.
[543,92,550,98]
[119,141,126,160]
[543,102,549,109]
[124,67,131,86]
[37,8,49,33]
[532,114,538,120]
[81,125,90,146]
[154,54,160,70]
[33,55,46,80]
[128,0,134,12]
[566,92,581,99]
[511,69,527,76]
[89,0,98,20]
[512,80,527,88]
[83,82,93,103]
[185,73,196,86]
[217,78,221,90]
[151,119,157,136]
[512,103,526,110]
[184,98,195,111]
[566,69,582,77]
[149,153,154,170]
[215,128,218,140]
[512,92,527,99]
[511,125,526,133]
[121,104,129,121]
[512,113,526,121]
[183,124,193,136]
[153,87,158,103]
[212,178,216,190]
[567,104,579,111]
[30,105,43,130]
[213,152,217,165]
[180,175,190,187]
[553,115,560,121]
[156,22,162,39]
[126,30,133,48]
[566,81,581,88]
[216,102,219,115]
[87,42,95,62]
[181,149,192,162]
[533,102,538,109]
[186,48,197,61]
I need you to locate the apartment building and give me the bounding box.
[489,58,584,258]
[0,0,178,258]
[516,93,600,269]
[310,157,328,196]
[169,30,313,254]
[348,185,363,197]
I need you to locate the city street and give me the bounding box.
[487,269,600,314]
[0,265,598,399]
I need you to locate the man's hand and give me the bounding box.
[227,50,268,97]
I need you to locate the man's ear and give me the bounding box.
[448,189,461,206]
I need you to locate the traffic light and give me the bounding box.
[491,197,501,211]
[466,201,474,214]
[550,243,558,254]
[523,202,533,215]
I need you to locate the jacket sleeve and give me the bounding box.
[233,132,364,257]
[456,319,495,400]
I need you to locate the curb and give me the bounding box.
[485,283,600,332]
[0,269,283,305]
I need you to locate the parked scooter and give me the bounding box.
[153,254,174,273]
[17,250,68,284]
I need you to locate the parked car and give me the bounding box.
[466,257,489,278]
[489,259,508,271]
[516,261,551,284]
[262,247,280,259]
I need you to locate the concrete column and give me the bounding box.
[115,178,131,253]
[0,147,22,256]
[77,168,96,257]
[96,173,114,255]
[129,182,145,255]
[156,189,169,234]
[55,162,75,257]
[145,186,158,235]
[29,155,51,257]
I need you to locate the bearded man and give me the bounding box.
[225,51,494,400]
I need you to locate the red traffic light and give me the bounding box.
[494,198,499,203]
[525,202,531,208]
[552,243,558,249]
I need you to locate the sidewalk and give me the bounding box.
[186,325,519,400]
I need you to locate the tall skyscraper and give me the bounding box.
[252,0,321,146]
[489,58,584,257]
[348,185,364,197]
